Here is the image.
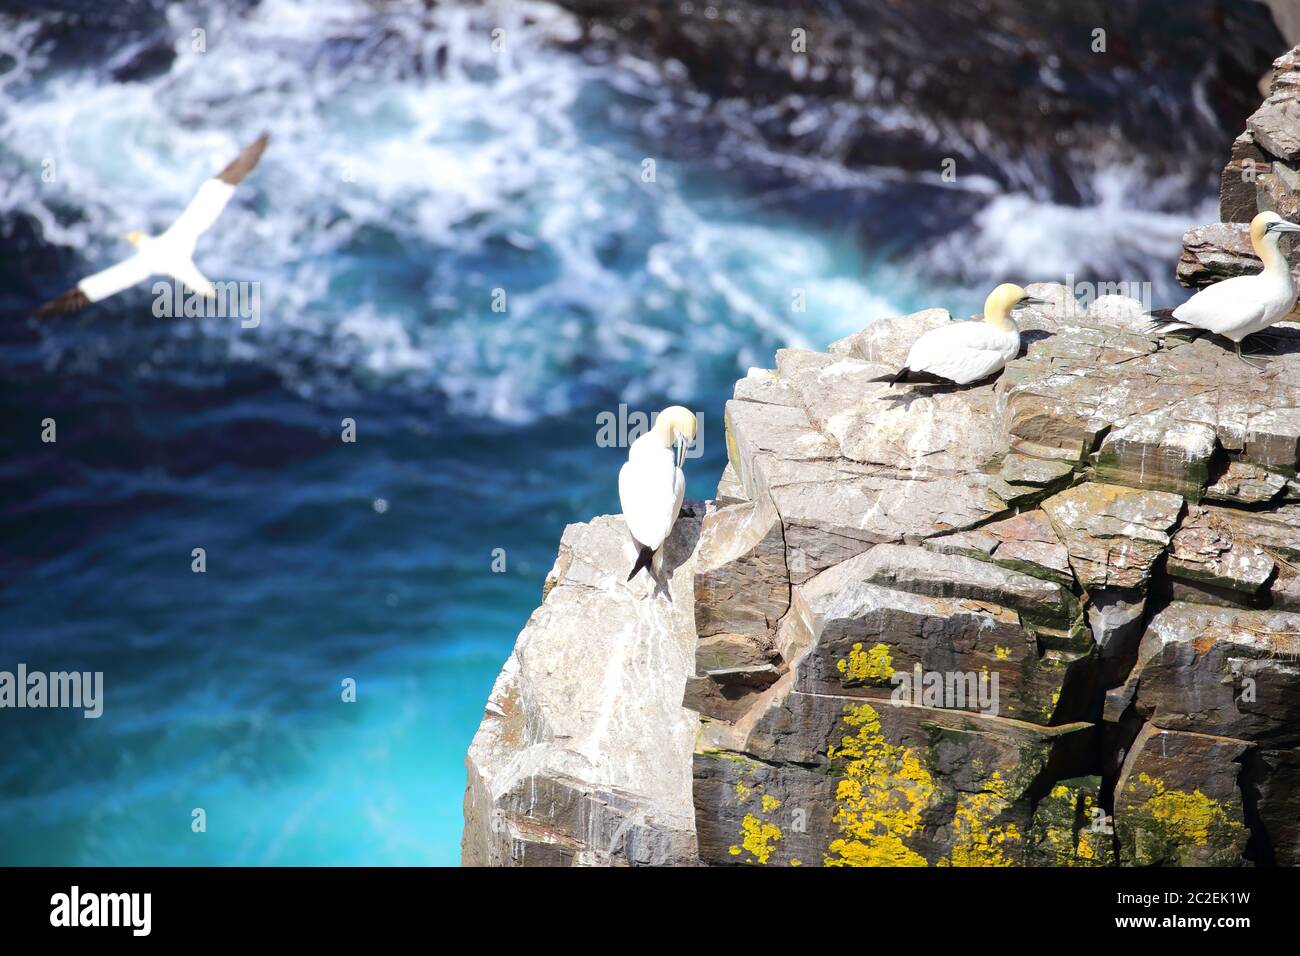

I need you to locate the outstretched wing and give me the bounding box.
[35,255,153,317]
[162,132,269,245]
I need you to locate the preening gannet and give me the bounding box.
[1150,211,1300,369]
[882,283,1044,386]
[36,132,270,318]
[618,405,697,583]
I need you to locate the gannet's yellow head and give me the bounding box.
[982,283,1044,329]
[656,405,697,443]
[655,405,698,466]
[1250,211,1300,251]
[125,231,148,247]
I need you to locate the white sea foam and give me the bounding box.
[921,164,1214,303]
[0,0,1212,420]
[2,0,908,423]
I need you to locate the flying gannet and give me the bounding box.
[879,283,1044,386]
[619,405,697,583]
[36,132,270,318]
[1149,211,1300,369]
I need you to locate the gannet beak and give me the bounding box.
[1019,296,1048,307]
[1273,219,1300,234]
[675,436,687,470]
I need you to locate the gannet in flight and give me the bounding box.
[1150,211,1300,369]
[880,283,1044,386]
[36,132,270,318]
[619,406,697,583]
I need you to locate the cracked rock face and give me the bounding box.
[1182,45,1300,312]
[462,510,705,866]
[1115,725,1251,867]
[686,283,1299,868]
[1041,483,1185,590]
[1132,604,1300,746]
[464,284,1300,866]
[464,271,1300,866]
[465,51,1300,867]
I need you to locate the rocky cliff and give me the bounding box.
[464,283,1300,866]
[463,46,1300,868]
[1181,44,1300,307]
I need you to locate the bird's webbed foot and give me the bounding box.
[1235,341,1269,370]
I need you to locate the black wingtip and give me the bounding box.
[216,133,271,185]
[34,286,91,319]
[627,544,655,582]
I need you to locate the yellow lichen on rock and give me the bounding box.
[1075,794,1108,862]
[835,642,895,684]
[730,812,782,864]
[825,702,934,867]
[728,779,784,864]
[1040,690,1060,722]
[1135,772,1242,848]
[939,771,1022,867]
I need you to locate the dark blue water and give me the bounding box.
[0,0,1213,863]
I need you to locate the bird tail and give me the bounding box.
[867,367,911,387]
[1146,307,1191,336]
[627,543,655,582]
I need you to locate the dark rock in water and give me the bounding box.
[4,0,174,78]
[550,0,1285,193]
[107,38,177,84]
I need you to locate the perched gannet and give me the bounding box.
[882,283,1044,386]
[36,132,270,318]
[1150,211,1300,369]
[619,405,697,583]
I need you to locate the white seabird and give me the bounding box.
[618,405,697,583]
[882,283,1044,386]
[36,132,270,318]
[1150,211,1300,369]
